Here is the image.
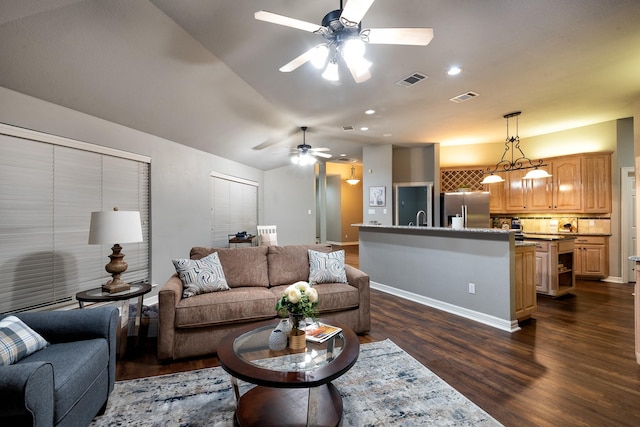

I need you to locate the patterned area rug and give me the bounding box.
[91,339,502,426]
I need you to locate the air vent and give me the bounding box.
[337,157,358,163]
[342,125,355,131]
[449,91,479,103]
[396,72,428,87]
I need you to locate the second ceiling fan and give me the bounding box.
[255,0,434,83]
[291,127,332,165]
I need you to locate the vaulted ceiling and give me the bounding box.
[1,0,639,170]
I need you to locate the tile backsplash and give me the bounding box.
[492,216,610,234]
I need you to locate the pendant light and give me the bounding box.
[480,112,551,184]
[346,165,360,185]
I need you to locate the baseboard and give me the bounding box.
[371,281,520,333]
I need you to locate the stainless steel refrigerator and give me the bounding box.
[440,191,491,228]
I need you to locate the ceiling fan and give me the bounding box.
[291,127,332,165]
[255,0,433,83]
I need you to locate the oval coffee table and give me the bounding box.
[218,320,359,427]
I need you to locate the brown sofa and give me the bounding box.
[158,244,370,361]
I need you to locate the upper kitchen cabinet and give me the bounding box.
[552,155,582,212]
[582,153,612,213]
[504,167,553,212]
[482,171,506,212]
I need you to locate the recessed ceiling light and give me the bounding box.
[365,109,376,115]
[383,133,392,137]
[360,127,369,131]
[340,153,347,157]
[447,66,463,76]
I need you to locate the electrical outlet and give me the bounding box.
[469,283,476,294]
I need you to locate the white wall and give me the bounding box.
[0,86,265,297]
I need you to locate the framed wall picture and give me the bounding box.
[369,186,386,207]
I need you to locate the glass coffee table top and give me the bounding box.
[233,324,345,373]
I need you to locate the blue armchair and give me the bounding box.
[0,306,118,426]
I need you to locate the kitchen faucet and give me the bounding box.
[416,210,427,226]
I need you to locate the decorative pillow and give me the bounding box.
[173,252,230,298]
[0,316,49,366]
[308,249,348,284]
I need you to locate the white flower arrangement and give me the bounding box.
[275,281,318,326]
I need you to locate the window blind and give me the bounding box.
[211,174,258,248]
[0,128,150,314]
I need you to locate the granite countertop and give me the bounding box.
[523,231,612,237]
[522,234,577,241]
[515,241,537,247]
[355,223,512,234]
[629,256,640,261]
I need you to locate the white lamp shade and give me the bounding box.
[88,210,143,244]
[480,174,505,184]
[522,169,552,180]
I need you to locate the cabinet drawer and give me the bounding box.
[574,236,607,245]
[527,240,549,252]
[558,240,575,253]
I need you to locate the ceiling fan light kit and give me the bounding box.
[255,0,433,83]
[480,112,551,185]
[291,127,332,166]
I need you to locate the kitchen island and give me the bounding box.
[357,224,532,332]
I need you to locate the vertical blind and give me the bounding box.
[0,128,150,314]
[211,173,258,248]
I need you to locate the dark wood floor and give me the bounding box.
[118,245,640,426]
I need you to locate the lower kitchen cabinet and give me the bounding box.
[515,245,537,320]
[574,236,609,279]
[528,238,576,297]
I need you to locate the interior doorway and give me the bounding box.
[621,167,636,282]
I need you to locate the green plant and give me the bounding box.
[275,281,318,320]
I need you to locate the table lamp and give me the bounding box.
[88,208,143,293]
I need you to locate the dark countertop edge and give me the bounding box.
[629,256,640,261]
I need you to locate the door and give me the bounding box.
[621,167,636,282]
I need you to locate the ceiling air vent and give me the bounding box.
[449,91,479,103]
[342,125,355,131]
[337,157,358,163]
[396,72,428,87]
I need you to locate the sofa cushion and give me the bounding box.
[190,246,269,288]
[308,249,348,284]
[174,287,277,328]
[19,338,109,424]
[173,252,230,298]
[267,244,332,286]
[270,282,359,313]
[0,316,49,365]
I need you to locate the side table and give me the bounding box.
[76,281,152,357]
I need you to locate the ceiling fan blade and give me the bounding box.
[362,28,434,46]
[252,127,299,150]
[311,151,332,159]
[255,10,321,33]
[279,45,322,72]
[340,0,375,27]
[310,147,331,152]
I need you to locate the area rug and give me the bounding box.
[91,339,502,426]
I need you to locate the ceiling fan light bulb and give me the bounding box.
[291,155,300,165]
[310,44,329,69]
[322,61,340,81]
[343,38,366,60]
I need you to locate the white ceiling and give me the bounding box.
[1,0,639,170]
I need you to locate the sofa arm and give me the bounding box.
[0,362,54,426]
[345,264,371,333]
[157,274,183,361]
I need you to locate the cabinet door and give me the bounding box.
[534,251,550,293]
[522,249,537,314]
[552,157,582,211]
[484,172,506,213]
[527,173,553,211]
[583,153,611,213]
[580,244,607,277]
[505,169,527,211]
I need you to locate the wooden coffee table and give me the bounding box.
[218,320,359,427]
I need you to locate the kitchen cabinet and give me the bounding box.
[515,245,537,320]
[582,153,612,213]
[528,238,575,296]
[480,152,610,214]
[552,156,582,211]
[574,236,609,279]
[483,172,506,212]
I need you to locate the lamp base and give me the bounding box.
[102,277,131,294]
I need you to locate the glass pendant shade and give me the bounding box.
[480,174,505,184]
[322,60,339,81]
[346,166,360,185]
[522,168,552,179]
[310,44,329,69]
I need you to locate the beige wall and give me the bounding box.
[440,120,618,168]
